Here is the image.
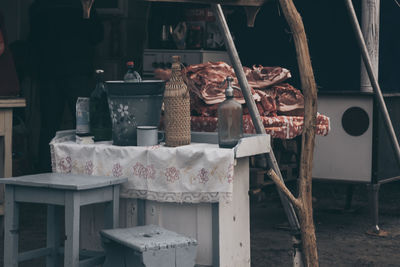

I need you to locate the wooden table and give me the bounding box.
[0,173,127,267]
[0,98,26,215]
[51,131,271,266]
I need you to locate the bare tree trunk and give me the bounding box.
[268,0,319,266]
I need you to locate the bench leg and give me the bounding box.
[4,185,19,267]
[105,185,120,229]
[65,192,80,267]
[47,205,62,267]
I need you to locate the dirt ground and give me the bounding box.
[251,181,400,267]
[1,180,400,266]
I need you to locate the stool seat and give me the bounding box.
[101,225,198,267]
[0,172,127,190]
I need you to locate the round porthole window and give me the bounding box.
[341,107,370,136]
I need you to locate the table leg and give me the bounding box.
[47,205,62,267]
[4,109,13,178]
[105,185,120,229]
[65,192,80,267]
[4,185,19,267]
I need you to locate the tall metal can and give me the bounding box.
[76,97,90,136]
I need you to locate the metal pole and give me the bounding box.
[344,0,400,167]
[211,4,265,134]
[360,0,380,92]
[211,4,303,266]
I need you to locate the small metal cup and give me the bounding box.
[137,126,164,146]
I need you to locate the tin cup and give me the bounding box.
[137,126,164,146]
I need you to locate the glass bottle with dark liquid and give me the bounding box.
[218,77,243,148]
[90,69,112,141]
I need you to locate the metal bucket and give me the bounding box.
[106,80,165,146]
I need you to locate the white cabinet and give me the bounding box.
[143,49,231,78]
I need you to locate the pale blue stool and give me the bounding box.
[101,224,198,267]
[0,173,127,267]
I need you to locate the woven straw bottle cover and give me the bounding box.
[164,55,191,147]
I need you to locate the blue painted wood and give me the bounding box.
[101,225,197,252]
[4,186,19,267]
[104,185,120,229]
[64,191,80,267]
[142,249,175,267]
[101,225,197,267]
[2,173,125,267]
[18,248,52,262]
[15,187,65,205]
[46,205,62,266]
[0,173,127,190]
[176,245,198,267]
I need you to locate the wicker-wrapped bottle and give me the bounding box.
[164,56,191,147]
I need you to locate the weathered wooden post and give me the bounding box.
[268,0,320,266]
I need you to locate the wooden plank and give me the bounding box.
[101,225,197,252]
[0,173,127,191]
[137,199,146,226]
[121,198,140,227]
[139,200,213,266]
[0,111,5,136]
[14,187,65,205]
[196,203,213,266]
[0,98,26,108]
[79,254,106,267]
[104,185,120,229]
[4,109,13,178]
[218,158,250,267]
[18,248,53,262]
[137,0,268,7]
[46,205,61,266]
[80,204,106,251]
[4,186,19,267]
[79,187,113,206]
[211,203,219,267]
[64,191,80,267]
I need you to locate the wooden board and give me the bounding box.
[218,158,250,267]
[0,173,127,190]
[137,0,268,6]
[0,98,26,108]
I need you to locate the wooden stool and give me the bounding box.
[101,225,198,267]
[0,173,127,267]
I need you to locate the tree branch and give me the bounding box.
[267,169,302,209]
[278,0,318,200]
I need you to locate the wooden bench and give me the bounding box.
[101,225,197,267]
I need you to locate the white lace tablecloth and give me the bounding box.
[50,132,234,203]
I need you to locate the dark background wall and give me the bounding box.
[1,0,398,90]
[230,1,362,91]
[231,0,399,92]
